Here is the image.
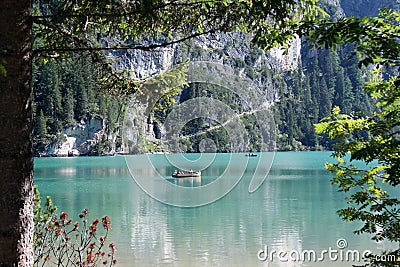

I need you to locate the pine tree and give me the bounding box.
[35,110,47,139]
[63,88,75,125]
[318,77,329,118]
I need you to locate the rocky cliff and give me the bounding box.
[114,31,299,153]
[340,0,398,17]
[44,118,105,156]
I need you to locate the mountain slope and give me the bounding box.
[32,1,390,155]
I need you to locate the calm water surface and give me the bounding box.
[34,152,393,266]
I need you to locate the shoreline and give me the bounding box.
[34,150,333,159]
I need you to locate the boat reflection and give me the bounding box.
[170,176,202,187]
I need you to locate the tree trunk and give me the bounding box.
[0,1,33,266]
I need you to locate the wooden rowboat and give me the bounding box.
[172,171,201,178]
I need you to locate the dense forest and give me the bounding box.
[32,55,125,156]
[274,45,374,150]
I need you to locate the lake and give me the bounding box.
[34,152,393,266]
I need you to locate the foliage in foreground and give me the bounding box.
[313,8,400,266]
[316,105,400,266]
[33,186,117,266]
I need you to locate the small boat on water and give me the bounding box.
[245,153,258,157]
[172,170,201,178]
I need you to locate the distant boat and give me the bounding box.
[245,153,257,157]
[172,170,201,178]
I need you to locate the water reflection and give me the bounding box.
[167,176,202,187]
[34,152,392,267]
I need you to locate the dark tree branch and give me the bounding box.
[32,28,215,56]
[32,17,96,56]
[33,15,217,96]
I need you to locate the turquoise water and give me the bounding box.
[34,152,393,266]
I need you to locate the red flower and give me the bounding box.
[60,212,68,220]
[73,222,79,230]
[55,226,62,236]
[109,242,116,252]
[102,216,111,230]
[90,224,97,233]
[87,251,95,263]
[82,208,89,215]
[92,218,100,226]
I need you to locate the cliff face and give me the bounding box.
[44,118,104,156]
[130,32,300,76]
[318,0,396,18]
[112,32,294,153]
[340,0,397,17]
[116,31,298,153]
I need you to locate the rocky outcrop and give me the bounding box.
[44,118,104,156]
[340,0,397,17]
